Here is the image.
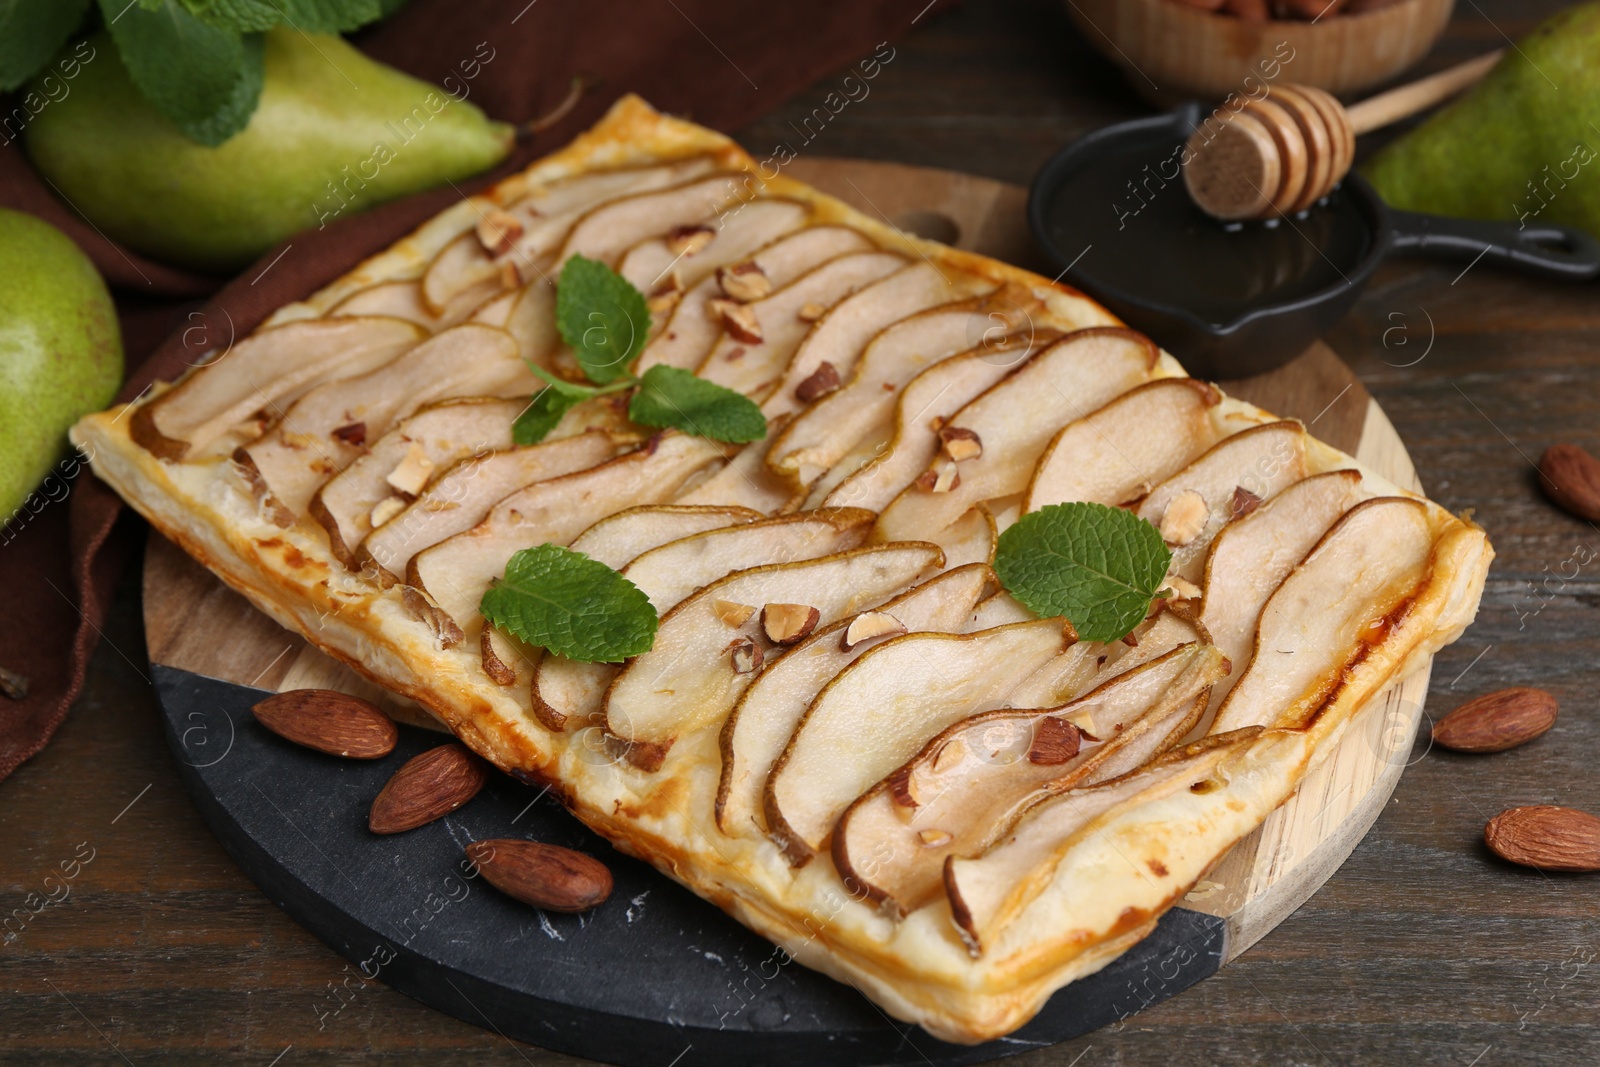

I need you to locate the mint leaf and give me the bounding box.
[994,502,1172,643]
[270,0,383,33]
[480,544,657,663]
[556,255,650,385]
[102,0,262,146]
[177,0,281,31]
[629,365,767,444]
[0,0,90,92]
[513,387,586,446]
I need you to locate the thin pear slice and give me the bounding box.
[944,729,1261,956]
[237,324,529,517]
[357,430,621,579]
[821,341,1037,513]
[328,281,439,328]
[833,642,1225,914]
[766,292,1044,489]
[1200,470,1363,715]
[697,252,907,397]
[929,505,997,570]
[497,280,560,369]
[131,317,426,461]
[1135,420,1310,584]
[1023,378,1225,513]
[420,232,520,317]
[716,564,997,837]
[421,158,720,312]
[409,433,727,626]
[759,264,997,420]
[1211,496,1435,735]
[309,397,526,566]
[532,509,876,731]
[635,226,876,375]
[568,504,761,568]
[602,542,946,770]
[875,328,1160,542]
[764,618,1075,865]
[673,433,803,515]
[555,173,751,267]
[616,197,809,293]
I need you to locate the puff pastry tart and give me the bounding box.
[73,95,1492,1044]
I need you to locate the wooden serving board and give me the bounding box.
[141,158,1429,1065]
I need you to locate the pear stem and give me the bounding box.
[518,76,590,141]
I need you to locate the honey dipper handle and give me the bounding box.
[1344,50,1506,136]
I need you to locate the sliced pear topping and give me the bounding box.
[764,618,1074,865]
[944,729,1261,956]
[328,282,439,328]
[635,225,875,375]
[875,329,1160,542]
[716,564,994,836]
[1200,470,1363,714]
[238,324,531,518]
[1134,420,1310,583]
[131,317,426,461]
[409,433,726,626]
[821,341,1035,513]
[673,423,804,515]
[760,263,997,420]
[831,642,1224,913]
[421,231,519,318]
[567,504,760,568]
[357,430,620,579]
[603,543,946,770]
[307,397,524,566]
[697,252,907,398]
[1211,496,1435,735]
[555,173,751,267]
[617,198,807,296]
[766,292,1045,490]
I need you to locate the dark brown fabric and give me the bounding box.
[0,0,936,782]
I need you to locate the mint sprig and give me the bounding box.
[994,502,1172,643]
[514,258,767,446]
[480,544,657,663]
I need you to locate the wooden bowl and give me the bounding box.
[1064,0,1455,104]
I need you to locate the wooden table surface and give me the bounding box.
[5,1,1597,1064]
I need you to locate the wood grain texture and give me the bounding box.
[4,1,1595,1063]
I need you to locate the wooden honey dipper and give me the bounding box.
[1183,50,1505,222]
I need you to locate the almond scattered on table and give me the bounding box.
[1484,805,1600,873]
[369,743,490,834]
[1538,443,1600,523]
[466,839,613,912]
[1432,688,1557,753]
[251,689,397,759]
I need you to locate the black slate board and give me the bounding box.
[156,663,1226,1066]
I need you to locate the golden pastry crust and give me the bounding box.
[73,95,1490,1044]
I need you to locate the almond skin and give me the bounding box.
[466,839,613,912]
[1484,806,1600,872]
[1432,688,1557,753]
[369,744,490,834]
[1539,443,1600,522]
[252,689,397,759]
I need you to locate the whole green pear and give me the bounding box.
[0,209,122,527]
[24,29,514,272]
[1364,3,1600,241]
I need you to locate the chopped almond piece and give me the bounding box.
[475,208,524,257]
[1159,489,1208,546]
[729,638,763,674]
[1231,485,1264,519]
[708,298,763,344]
[917,829,953,847]
[332,422,366,447]
[794,360,841,403]
[369,496,407,529]
[939,426,983,463]
[889,767,921,809]
[717,262,773,302]
[762,603,820,645]
[840,610,907,651]
[1026,717,1082,765]
[1164,575,1202,601]
[713,599,757,628]
[665,224,715,256]
[797,301,827,322]
[385,443,436,496]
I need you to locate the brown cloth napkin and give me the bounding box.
[0,0,937,783]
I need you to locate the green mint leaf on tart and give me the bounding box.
[511,387,586,446]
[556,254,650,385]
[994,502,1172,643]
[627,365,767,444]
[480,544,658,663]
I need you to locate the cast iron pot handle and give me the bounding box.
[1388,209,1600,281]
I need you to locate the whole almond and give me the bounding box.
[466,839,613,913]
[1539,443,1600,522]
[1484,806,1600,872]
[1432,687,1557,753]
[369,744,490,834]
[252,689,397,759]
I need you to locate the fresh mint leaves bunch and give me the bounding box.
[482,254,766,663]
[0,0,406,145]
